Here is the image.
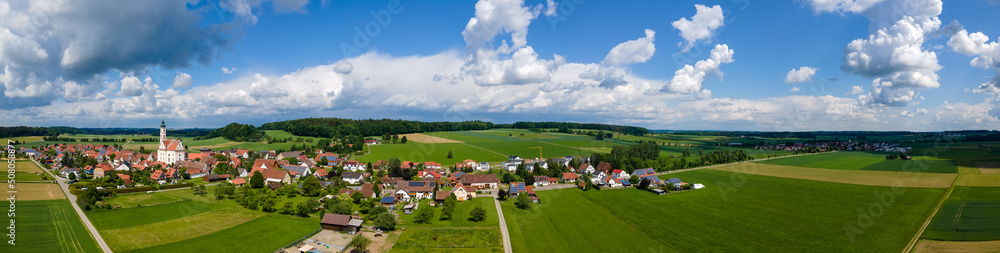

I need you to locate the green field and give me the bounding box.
[0,200,102,253]
[923,186,1000,241]
[358,142,507,164]
[391,228,502,253]
[757,151,958,173]
[502,169,945,252]
[88,186,319,252]
[397,197,499,228]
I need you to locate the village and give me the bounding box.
[16,122,703,253]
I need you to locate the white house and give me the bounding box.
[341,172,364,184]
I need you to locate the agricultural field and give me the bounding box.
[88,187,320,252]
[391,228,502,253]
[397,197,499,228]
[923,186,1000,241]
[913,239,1000,253]
[15,160,43,173]
[756,151,959,173]
[502,169,945,252]
[358,142,507,165]
[956,174,1000,186]
[17,183,66,200]
[712,163,956,188]
[0,200,102,253]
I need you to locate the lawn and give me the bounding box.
[88,199,216,230]
[861,157,958,173]
[923,186,1000,241]
[391,228,502,253]
[503,169,946,252]
[397,197,499,228]
[104,191,186,208]
[131,214,319,253]
[15,160,44,173]
[0,200,102,253]
[358,142,507,164]
[102,207,265,252]
[755,151,888,170]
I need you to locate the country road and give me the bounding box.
[494,197,513,253]
[31,159,113,253]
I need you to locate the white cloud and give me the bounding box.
[934,101,999,127]
[603,29,656,66]
[809,0,945,106]
[789,87,801,93]
[671,4,724,52]
[948,29,1000,95]
[462,0,543,52]
[172,72,192,89]
[222,67,238,74]
[544,0,557,17]
[785,67,818,83]
[118,76,159,97]
[846,85,864,95]
[334,61,354,74]
[661,44,734,94]
[458,0,564,86]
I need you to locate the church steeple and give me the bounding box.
[160,120,167,142]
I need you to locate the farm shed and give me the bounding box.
[320,213,362,233]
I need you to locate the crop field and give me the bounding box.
[17,183,65,200]
[956,174,1000,186]
[503,169,945,252]
[15,160,43,173]
[756,151,959,173]
[399,133,463,143]
[712,163,956,188]
[397,197,499,228]
[923,186,1000,241]
[89,187,320,252]
[0,200,101,253]
[913,239,1000,253]
[358,142,507,164]
[133,214,319,253]
[391,228,502,253]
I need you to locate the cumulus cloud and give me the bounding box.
[172,72,192,89]
[948,29,1000,95]
[808,0,945,106]
[222,67,238,74]
[785,67,818,83]
[603,29,656,66]
[671,4,724,52]
[789,87,801,93]
[846,85,865,95]
[458,0,564,86]
[661,44,734,94]
[334,61,354,74]
[461,0,544,52]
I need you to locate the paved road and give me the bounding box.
[31,159,113,253]
[494,197,513,253]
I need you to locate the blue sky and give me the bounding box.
[1,0,998,131]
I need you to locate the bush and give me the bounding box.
[374,212,396,231]
[414,207,434,224]
[515,194,531,209]
[469,206,487,222]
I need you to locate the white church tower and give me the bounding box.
[157,120,186,165]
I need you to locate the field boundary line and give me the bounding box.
[461,143,508,158]
[902,176,960,253]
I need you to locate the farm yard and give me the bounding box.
[0,200,102,253]
[502,169,946,252]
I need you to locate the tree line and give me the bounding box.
[195,123,266,142]
[507,122,648,136]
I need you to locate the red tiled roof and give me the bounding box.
[230,178,246,185]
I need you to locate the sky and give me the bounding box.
[1,0,999,131]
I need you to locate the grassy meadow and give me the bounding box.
[397,197,499,228]
[502,169,945,252]
[757,151,959,173]
[391,228,502,253]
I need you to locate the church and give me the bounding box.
[157,120,186,165]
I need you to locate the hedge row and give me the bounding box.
[69,182,192,195]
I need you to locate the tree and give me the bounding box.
[391,134,399,143]
[319,156,329,166]
[374,212,396,231]
[440,194,457,220]
[351,191,365,204]
[349,233,371,252]
[447,150,453,159]
[400,136,407,144]
[68,172,76,181]
[497,188,507,200]
[250,171,265,189]
[280,201,294,215]
[515,194,531,209]
[414,207,433,224]
[524,176,535,187]
[261,196,277,212]
[629,175,639,185]
[501,173,515,183]
[301,176,322,196]
[296,201,312,217]
[330,201,353,215]
[469,206,487,222]
[638,178,651,190]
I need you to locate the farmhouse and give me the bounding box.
[396,180,435,201]
[459,174,499,189]
[533,176,550,187]
[577,163,594,175]
[509,182,537,202]
[561,172,578,183]
[251,159,278,170]
[277,151,302,160]
[283,165,311,178]
[434,191,450,204]
[452,185,476,201]
[343,160,364,171]
[341,172,365,184]
[633,168,661,186]
[259,169,291,184]
[320,213,363,233]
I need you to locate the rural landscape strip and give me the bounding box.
[31,159,113,253]
[902,176,960,253]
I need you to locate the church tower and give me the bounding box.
[160,120,166,141]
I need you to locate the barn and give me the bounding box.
[320,213,363,233]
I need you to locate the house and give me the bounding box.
[284,165,312,178]
[320,213,363,233]
[561,172,578,183]
[452,185,476,201]
[477,162,490,171]
[119,174,132,186]
[315,153,339,163]
[417,170,442,180]
[666,177,685,188]
[230,177,246,186]
[380,196,396,207]
[365,139,380,145]
[251,159,278,170]
[459,174,499,189]
[502,161,518,171]
[313,168,328,179]
[94,167,106,178]
[381,177,403,188]
[187,167,208,178]
[343,161,364,171]
[447,171,466,185]
[114,163,130,171]
[59,167,80,178]
[165,168,178,179]
[611,169,629,179]
[150,170,163,181]
[595,162,612,174]
[341,172,365,184]
[434,191,450,204]
[533,176,550,187]
[260,169,291,184]
[633,168,661,186]
[424,161,442,170]
[339,187,375,199]
[268,181,282,190]
[604,177,623,188]
[202,174,228,183]
[508,182,536,201]
[277,151,302,160]
[396,181,435,201]
[578,163,594,175]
